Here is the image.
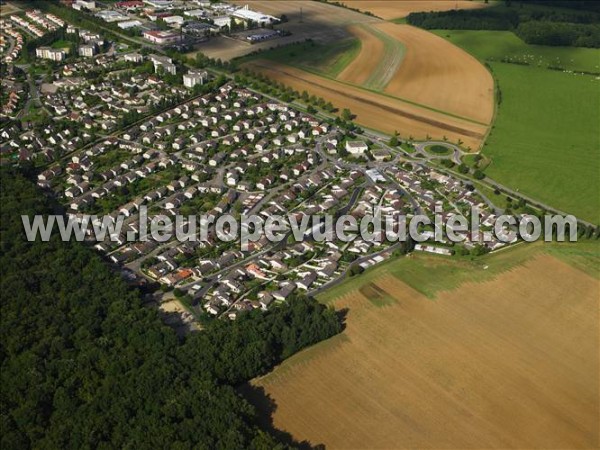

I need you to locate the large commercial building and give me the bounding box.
[232,5,279,25]
[142,30,182,45]
[117,20,143,30]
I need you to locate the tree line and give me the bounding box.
[0,168,342,449]
[407,2,600,48]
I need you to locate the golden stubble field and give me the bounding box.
[336,22,494,125]
[377,22,494,125]
[248,255,600,449]
[244,59,488,148]
[337,24,386,86]
[342,0,488,20]
[234,1,494,149]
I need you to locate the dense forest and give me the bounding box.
[407,1,600,47]
[0,168,342,448]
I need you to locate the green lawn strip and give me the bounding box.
[462,153,491,170]
[544,241,600,280]
[317,241,598,304]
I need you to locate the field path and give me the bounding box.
[337,24,384,86]
[338,24,405,91]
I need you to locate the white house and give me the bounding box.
[183,69,208,88]
[345,140,368,155]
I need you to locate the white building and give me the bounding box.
[212,16,231,29]
[36,47,66,62]
[183,69,208,88]
[95,10,128,22]
[232,5,280,25]
[143,30,182,45]
[149,54,176,75]
[345,140,368,155]
[143,0,174,7]
[124,53,144,63]
[78,44,97,58]
[184,9,206,18]
[74,0,96,11]
[117,20,143,29]
[163,16,184,27]
[365,168,386,183]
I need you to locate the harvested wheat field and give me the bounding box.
[342,0,488,20]
[377,23,495,124]
[244,60,488,149]
[337,24,387,86]
[338,24,405,90]
[248,254,599,449]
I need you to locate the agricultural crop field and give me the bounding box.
[240,15,494,149]
[341,0,488,20]
[246,242,600,449]
[377,23,494,125]
[433,30,600,223]
[243,59,488,149]
[337,24,405,90]
[237,37,362,79]
[435,29,600,73]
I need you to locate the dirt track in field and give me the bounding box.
[249,255,600,449]
[337,24,386,86]
[342,0,488,20]
[244,60,487,149]
[377,22,495,125]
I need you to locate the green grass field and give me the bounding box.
[434,30,600,73]
[432,30,600,223]
[51,40,73,50]
[237,38,361,78]
[318,241,600,303]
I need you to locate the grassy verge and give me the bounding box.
[317,241,599,303]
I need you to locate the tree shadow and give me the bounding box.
[336,307,349,332]
[238,384,326,450]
